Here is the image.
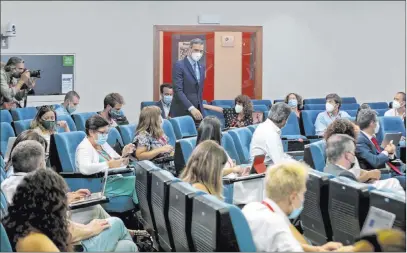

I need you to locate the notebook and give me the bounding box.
[360,206,396,236]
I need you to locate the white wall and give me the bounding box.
[1,1,405,122]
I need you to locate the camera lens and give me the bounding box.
[29,70,41,78]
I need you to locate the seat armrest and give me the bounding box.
[223,173,265,184]
[69,197,110,210]
[108,167,134,175]
[306,135,322,140]
[60,172,103,178]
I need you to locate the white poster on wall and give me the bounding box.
[61,74,73,93]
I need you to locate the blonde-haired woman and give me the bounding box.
[242,161,344,252]
[180,140,227,199]
[133,106,174,170]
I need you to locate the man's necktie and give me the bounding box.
[371,137,402,175]
[194,63,200,83]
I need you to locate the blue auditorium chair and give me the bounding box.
[342,97,357,104]
[10,107,37,121]
[107,127,124,149]
[169,116,197,139]
[367,102,389,110]
[162,119,176,147]
[151,169,181,252]
[247,124,258,133]
[0,191,8,219]
[253,105,268,117]
[376,116,406,144]
[72,112,97,132]
[168,182,207,252]
[303,140,326,172]
[117,124,137,145]
[1,110,12,124]
[281,112,307,139]
[191,194,256,251]
[57,114,77,132]
[204,109,225,129]
[346,110,357,117]
[50,131,136,214]
[375,109,387,117]
[0,223,12,252]
[301,170,334,245]
[329,177,372,245]
[341,103,359,110]
[211,100,234,107]
[252,99,272,108]
[301,110,324,137]
[0,156,6,179]
[0,123,15,158]
[304,104,325,110]
[369,190,405,231]
[13,119,31,135]
[303,98,325,105]
[273,99,284,104]
[174,137,196,173]
[134,160,161,247]
[141,101,156,110]
[228,128,253,164]
[221,132,241,165]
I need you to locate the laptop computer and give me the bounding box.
[249,155,267,174]
[3,137,16,162]
[360,206,396,236]
[69,168,108,207]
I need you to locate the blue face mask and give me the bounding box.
[109,109,123,119]
[288,99,298,108]
[163,95,172,105]
[67,105,77,114]
[96,133,108,145]
[288,194,304,219]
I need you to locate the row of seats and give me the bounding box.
[305,116,407,171]
[0,104,64,123]
[134,160,256,252]
[301,170,405,246]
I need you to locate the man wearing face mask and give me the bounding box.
[356,109,406,188]
[385,92,406,121]
[0,57,37,109]
[170,38,206,124]
[314,93,350,136]
[55,91,80,116]
[243,161,344,252]
[100,93,129,127]
[250,103,293,166]
[155,83,173,119]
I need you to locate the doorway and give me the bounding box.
[153,25,263,101]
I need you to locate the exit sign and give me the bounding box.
[63,55,74,66]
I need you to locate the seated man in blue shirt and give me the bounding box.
[55,91,80,116]
[314,93,350,136]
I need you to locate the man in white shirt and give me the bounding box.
[250,102,293,166]
[242,161,343,252]
[384,92,406,120]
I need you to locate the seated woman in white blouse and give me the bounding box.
[75,115,138,205]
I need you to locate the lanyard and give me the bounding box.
[262,200,275,212]
[97,149,112,161]
[326,112,340,121]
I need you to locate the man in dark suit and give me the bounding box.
[324,134,360,181]
[155,83,173,119]
[355,109,405,188]
[170,38,205,123]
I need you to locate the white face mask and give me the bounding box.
[326,103,335,113]
[375,121,380,134]
[393,100,401,109]
[191,52,202,62]
[235,104,243,113]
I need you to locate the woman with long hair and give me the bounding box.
[196,116,250,176]
[31,105,70,160]
[2,169,72,252]
[180,140,227,199]
[204,94,254,128]
[134,106,173,158]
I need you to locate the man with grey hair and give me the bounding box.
[170,38,206,124]
[250,102,293,165]
[356,108,405,188]
[314,93,350,136]
[1,140,46,203]
[55,90,80,116]
[0,57,36,109]
[324,134,359,180]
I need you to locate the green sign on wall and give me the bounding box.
[63,55,74,66]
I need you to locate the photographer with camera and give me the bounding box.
[0,57,39,109]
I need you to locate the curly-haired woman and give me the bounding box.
[204,94,254,128]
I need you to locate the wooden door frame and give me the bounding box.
[153,25,263,101]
